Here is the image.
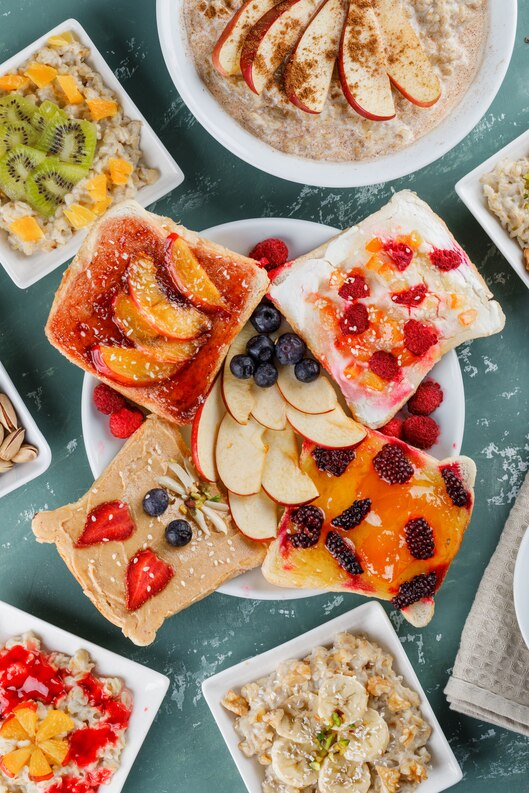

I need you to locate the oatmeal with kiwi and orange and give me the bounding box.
[222,631,432,793]
[0,31,158,256]
[184,0,487,162]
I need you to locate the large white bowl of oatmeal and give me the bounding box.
[203,601,462,793]
[157,0,516,188]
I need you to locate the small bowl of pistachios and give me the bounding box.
[0,361,51,499]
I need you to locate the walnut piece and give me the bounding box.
[222,689,249,716]
[387,692,412,712]
[367,675,392,697]
[376,765,401,793]
[400,759,428,784]
[524,248,529,272]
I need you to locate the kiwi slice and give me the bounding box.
[37,117,97,168]
[0,121,38,149]
[0,145,45,201]
[25,157,87,217]
[0,94,36,126]
[31,100,67,135]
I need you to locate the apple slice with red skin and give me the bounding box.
[240,0,321,95]
[277,365,337,415]
[216,414,267,496]
[128,255,210,341]
[374,0,441,107]
[113,293,200,364]
[262,425,318,505]
[191,376,225,481]
[286,403,366,448]
[92,344,178,387]
[338,0,395,121]
[222,324,256,424]
[251,382,287,430]
[228,489,278,541]
[165,233,227,312]
[284,0,345,114]
[212,0,279,76]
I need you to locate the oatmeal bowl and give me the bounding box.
[157,0,516,188]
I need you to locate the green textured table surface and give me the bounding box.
[1,0,529,790]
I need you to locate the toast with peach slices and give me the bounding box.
[262,431,476,626]
[45,200,269,424]
[269,190,505,428]
[32,415,266,646]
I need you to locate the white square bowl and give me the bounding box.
[0,600,170,793]
[456,129,529,290]
[0,18,184,289]
[203,601,462,793]
[0,360,51,499]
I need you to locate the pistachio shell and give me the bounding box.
[0,427,25,461]
[0,424,4,446]
[0,459,13,474]
[12,444,38,464]
[0,394,18,432]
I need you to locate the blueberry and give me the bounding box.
[247,334,275,363]
[142,488,169,517]
[275,333,306,365]
[254,362,278,388]
[230,354,255,379]
[165,519,193,547]
[250,302,282,334]
[294,358,320,383]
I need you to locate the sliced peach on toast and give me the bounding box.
[165,233,226,312]
[92,344,178,386]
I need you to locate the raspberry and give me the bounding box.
[373,443,414,485]
[380,417,404,439]
[441,466,470,507]
[325,531,363,575]
[385,241,414,271]
[249,238,289,269]
[429,248,462,272]
[405,518,435,559]
[339,303,369,335]
[93,383,126,415]
[338,275,370,301]
[391,283,427,306]
[109,407,144,439]
[369,351,400,381]
[289,505,324,548]
[392,572,437,610]
[407,379,443,416]
[402,416,440,450]
[331,498,371,530]
[312,447,356,477]
[404,319,438,357]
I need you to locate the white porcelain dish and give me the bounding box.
[513,525,529,650]
[202,600,463,793]
[0,18,184,289]
[0,599,169,793]
[156,0,516,188]
[0,360,51,499]
[456,128,529,290]
[81,216,465,601]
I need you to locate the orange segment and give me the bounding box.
[24,62,58,87]
[9,216,44,242]
[64,204,97,230]
[28,747,53,782]
[0,747,32,778]
[36,710,74,742]
[47,32,76,47]
[92,344,178,387]
[56,74,83,104]
[366,237,383,253]
[0,715,29,741]
[0,74,30,91]
[92,196,113,215]
[13,705,38,738]
[87,98,118,121]
[85,173,108,202]
[39,739,69,766]
[166,235,226,311]
[107,157,133,185]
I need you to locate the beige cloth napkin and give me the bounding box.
[444,472,529,735]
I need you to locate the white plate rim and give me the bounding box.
[513,525,529,650]
[202,600,463,793]
[0,18,185,289]
[156,0,517,188]
[0,599,169,793]
[80,215,465,601]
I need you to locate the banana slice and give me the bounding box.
[345,708,390,763]
[318,753,370,793]
[318,674,368,725]
[274,694,318,744]
[271,738,319,788]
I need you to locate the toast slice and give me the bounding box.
[269,190,505,428]
[45,200,269,424]
[262,431,476,626]
[32,415,266,646]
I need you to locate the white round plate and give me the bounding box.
[156,0,516,188]
[513,527,529,650]
[82,217,465,599]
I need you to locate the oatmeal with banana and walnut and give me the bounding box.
[184,0,487,162]
[222,632,431,793]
